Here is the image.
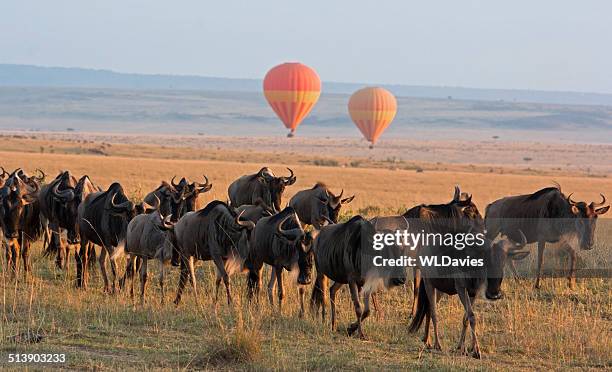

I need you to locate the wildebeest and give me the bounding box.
[171,175,213,215]
[485,184,609,288]
[112,206,175,305]
[246,206,314,316]
[0,169,44,278]
[408,224,529,359]
[310,215,407,338]
[39,171,99,269]
[228,167,296,212]
[172,200,255,306]
[400,187,485,317]
[143,181,183,221]
[289,183,355,229]
[77,182,149,291]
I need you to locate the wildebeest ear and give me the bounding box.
[571,205,580,215]
[509,250,530,261]
[595,206,610,215]
[341,195,355,204]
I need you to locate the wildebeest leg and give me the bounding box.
[21,239,31,280]
[159,259,166,305]
[212,255,232,305]
[187,256,200,306]
[139,258,148,306]
[329,281,343,331]
[298,286,306,318]
[213,267,222,305]
[108,248,119,293]
[267,267,276,306]
[566,245,576,289]
[275,267,285,313]
[506,259,520,282]
[423,280,442,350]
[98,247,110,292]
[535,241,546,289]
[349,288,372,339]
[411,268,421,318]
[76,239,90,289]
[457,313,468,354]
[173,259,189,306]
[346,281,364,338]
[457,288,480,359]
[127,255,136,299]
[371,292,381,320]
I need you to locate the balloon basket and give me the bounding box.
[369,144,374,149]
[287,131,295,138]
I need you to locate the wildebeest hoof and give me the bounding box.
[346,323,358,336]
[472,350,481,359]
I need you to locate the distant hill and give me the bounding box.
[1,64,611,106]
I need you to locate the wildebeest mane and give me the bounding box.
[527,185,563,201]
[196,200,235,218]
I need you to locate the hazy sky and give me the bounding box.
[2,1,611,93]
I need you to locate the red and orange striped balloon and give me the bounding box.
[348,87,397,148]
[263,63,321,137]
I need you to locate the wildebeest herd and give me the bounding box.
[0,166,608,359]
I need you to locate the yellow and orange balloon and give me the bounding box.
[263,62,321,137]
[348,87,397,148]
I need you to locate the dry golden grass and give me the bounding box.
[0,140,611,370]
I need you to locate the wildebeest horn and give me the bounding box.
[0,166,7,178]
[34,168,46,182]
[160,214,174,230]
[591,194,606,208]
[110,192,134,212]
[195,175,212,192]
[236,210,256,230]
[52,182,75,202]
[277,213,303,240]
[143,194,160,211]
[566,193,578,206]
[453,186,460,202]
[170,175,180,189]
[283,168,296,185]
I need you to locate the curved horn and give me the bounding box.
[322,215,335,225]
[0,166,7,178]
[110,193,133,212]
[592,193,606,208]
[170,175,180,189]
[283,167,296,185]
[236,210,256,230]
[160,214,174,230]
[143,194,160,211]
[566,193,578,206]
[34,168,46,182]
[196,175,211,189]
[277,212,303,239]
[52,182,75,202]
[453,186,460,202]
[171,187,186,203]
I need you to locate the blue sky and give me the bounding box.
[1,0,610,93]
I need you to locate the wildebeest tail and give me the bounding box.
[309,272,328,313]
[87,243,98,270]
[408,283,429,333]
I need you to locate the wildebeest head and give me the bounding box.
[49,171,81,243]
[170,175,213,217]
[104,183,138,222]
[275,210,313,285]
[566,193,609,250]
[260,168,296,212]
[327,188,355,223]
[0,175,39,239]
[0,166,8,188]
[485,230,530,300]
[450,186,485,233]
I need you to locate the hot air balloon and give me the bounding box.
[348,87,397,148]
[263,62,321,137]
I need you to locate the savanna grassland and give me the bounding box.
[0,135,611,370]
